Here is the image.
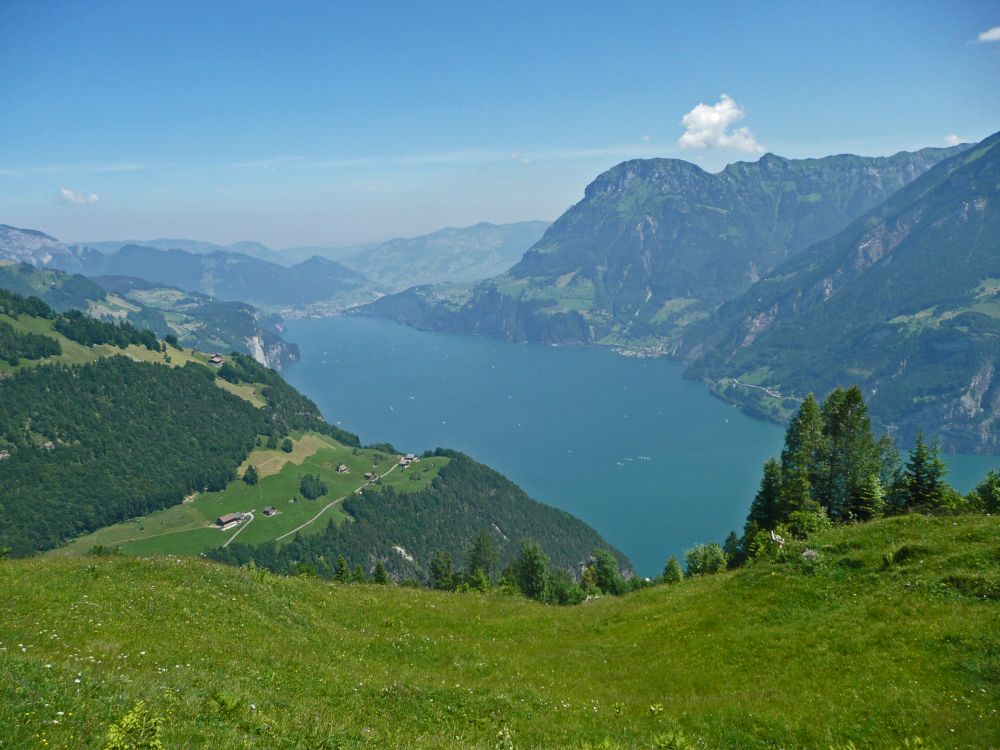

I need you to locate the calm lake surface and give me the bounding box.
[283,316,1000,575]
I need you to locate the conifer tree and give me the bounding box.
[851,473,884,520]
[779,394,825,517]
[334,554,349,582]
[972,470,1000,513]
[661,555,683,584]
[746,458,782,534]
[466,530,496,580]
[372,560,390,584]
[429,549,454,590]
[904,433,948,509]
[242,464,258,486]
[723,530,744,568]
[511,540,549,601]
[819,386,880,521]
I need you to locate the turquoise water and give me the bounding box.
[283,316,1000,575]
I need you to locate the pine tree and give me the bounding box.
[466,530,496,580]
[351,563,366,583]
[242,464,258,486]
[512,540,550,601]
[972,469,1000,513]
[429,549,454,590]
[779,394,826,517]
[661,555,683,584]
[904,433,948,509]
[334,554,349,582]
[819,386,880,521]
[591,549,623,595]
[850,473,884,520]
[372,560,390,585]
[746,458,782,534]
[723,530,744,568]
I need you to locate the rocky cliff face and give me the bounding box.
[364,145,966,349]
[689,131,1000,453]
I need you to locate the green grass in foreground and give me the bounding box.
[3,515,998,749]
[52,432,448,557]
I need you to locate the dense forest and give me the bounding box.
[54,309,160,350]
[0,320,61,364]
[0,357,263,555]
[210,450,630,583]
[216,353,361,447]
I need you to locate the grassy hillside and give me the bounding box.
[1,514,997,749]
[52,431,448,558]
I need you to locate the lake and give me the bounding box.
[283,315,999,576]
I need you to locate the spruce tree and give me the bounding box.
[334,554,349,582]
[904,433,948,509]
[373,560,390,585]
[972,470,1000,513]
[429,549,454,590]
[779,394,825,517]
[746,458,782,534]
[851,473,884,520]
[466,530,496,580]
[661,555,683,584]
[819,386,880,521]
[512,540,550,601]
[723,530,744,568]
[242,464,258,486]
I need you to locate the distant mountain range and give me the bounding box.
[361,136,1000,452]
[0,226,381,313]
[688,131,1000,453]
[0,260,297,367]
[79,221,549,292]
[364,145,965,348]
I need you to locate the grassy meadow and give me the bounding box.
[3,514,998,749]
[52,432,449,558]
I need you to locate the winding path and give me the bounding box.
[274,462,400,542]
[223,511,255,547]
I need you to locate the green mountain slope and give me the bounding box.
[364,146,964,348]
[341,221,550,291]
[0,260,298,367]
[0,290,626,575]
[1,514,997,748]
[689,131,1000,453]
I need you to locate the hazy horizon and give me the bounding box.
[2,1,998,247]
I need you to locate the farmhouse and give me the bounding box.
[215,512,245,528]
[208,353,224,366]
[364,471,378,481]
[337,464,349,473]
[263,506,276,517]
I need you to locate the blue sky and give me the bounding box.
[1,0,998,247]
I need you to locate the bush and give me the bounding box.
[280,437,293,453]
[684,543,727,576]
[786,507,832,539]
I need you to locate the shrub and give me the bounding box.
[786,507,832,539]
[103,701,164,750]
[683,543,727,575]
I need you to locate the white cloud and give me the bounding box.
[59,187,101,205]
[978,26,1000,42]
[641,135,652,142]
[945,134,963,146]
[510,151,532,164]
[678,94,764,154]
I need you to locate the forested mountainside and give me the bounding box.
[363,145,964,348]
[0,260,297,367]
[212,450,628,580]
[689,131,1000,453]
[0,289,626,576]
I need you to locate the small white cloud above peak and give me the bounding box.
[59,187,101,205]
[977,26,1000,42]
[945,134,963,146]
[677,94,764,154]
[510,152,532,164]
